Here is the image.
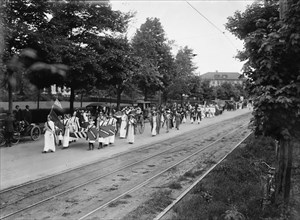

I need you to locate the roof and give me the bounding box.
[200,72,243,80]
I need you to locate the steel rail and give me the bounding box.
[0,121,249,220]
[0,118,237,205]
[153,132,252,220]
[78,124,250,220]
[0,115,246,194]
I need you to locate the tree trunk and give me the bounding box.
[80,91,83,108]
[18,72,25,96]
[37,89,40,109]
[181,93,184,106]
[275,129,293,206]
[70,87,75,113]
[116,86,123,111]
[8,79,13,113]
[144,87,148,101]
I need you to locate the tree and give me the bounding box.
[165,46,197,103]
[132,17,173,101]
[1,0,49,112]
[226,0,300,206]
[46,1,132,112]
[99,37,140,110]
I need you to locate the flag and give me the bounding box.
[106,125,116,135]
[99,125,114,136]
[53,98,63,110]
[70,131,87,139]
[49,109,64,131]
[87,127,98,140]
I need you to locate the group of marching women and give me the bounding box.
[43,103,219,153]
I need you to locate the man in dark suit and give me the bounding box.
[23,105,32,125]
[14,105,23,122]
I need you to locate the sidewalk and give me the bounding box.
[0,109,252,190]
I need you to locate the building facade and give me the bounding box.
[200,71,244,87]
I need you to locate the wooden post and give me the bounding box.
[275,129,293,205]
[279,0,288,19]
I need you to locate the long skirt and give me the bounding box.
[182,115,186,123]
[119,121,127,138]
[98,137,104,144]
[62,128,70,148]
[69,126,78,142]
[109,134,115,144]
[44,130,56,152]
[103,136,109,145]
[151,121,157,136]
[127,124,135,143]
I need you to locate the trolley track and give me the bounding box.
[0,113,251,220]
[79,126,251,220]
[153,133,252,220]
[0,114,248,195]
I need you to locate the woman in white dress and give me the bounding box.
[126,114,136,144]
[97,112,106,149]
[69,111,80,142]
[119,110,128,139]
[151,111,157,136]
[107,113,117,145]
[43,115,56,153]
[62,114,71,149]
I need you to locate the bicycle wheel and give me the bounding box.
[30,126,41,141]
[12,132,20,145]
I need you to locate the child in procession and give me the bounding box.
[86,118,97,150]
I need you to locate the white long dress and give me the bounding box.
[151,115,157,136]
[102,119,110,146]
[62,118,70,148]
[127,118,135,143]
[43,120,56,152]
[108,117,117,144]
[69,116,80,142]
[119,114,128,138]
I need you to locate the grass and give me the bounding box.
[168,182,182,189]
[122,189,173,220]
[171,135,284,220]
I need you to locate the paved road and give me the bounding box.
[0,108,252,190]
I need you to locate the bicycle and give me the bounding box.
[0,128,21,147]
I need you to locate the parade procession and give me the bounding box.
[1,0,300,219]
[42,99,229,153]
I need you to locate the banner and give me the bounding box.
[53,98,63,110]
[99,125,115,136]
[49,109,64,131]
[69,131,87,139]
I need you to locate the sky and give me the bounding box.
[111,0,254,75]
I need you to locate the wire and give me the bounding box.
[185,1,238,50]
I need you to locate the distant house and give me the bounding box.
[42,84,71,97]
[200,71,245,87]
